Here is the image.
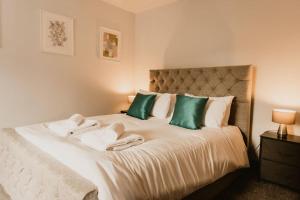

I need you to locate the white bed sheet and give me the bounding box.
[15,114,249,200]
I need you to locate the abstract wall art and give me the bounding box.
[99,27,121,61]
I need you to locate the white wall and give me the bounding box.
[0,0,135,128]
[134,0,300,150]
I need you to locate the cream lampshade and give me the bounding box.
[128,95,136,104]
[272,109,296,138]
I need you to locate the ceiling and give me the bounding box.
[101,0,178,13]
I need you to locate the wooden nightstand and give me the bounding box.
[259,131,300,191]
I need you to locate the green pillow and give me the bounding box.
[127,93,157,120]
[170,95,208,130]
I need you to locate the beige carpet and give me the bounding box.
[217,170,300,200]
[0,185,11,200]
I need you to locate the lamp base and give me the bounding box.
[277,124,287,139]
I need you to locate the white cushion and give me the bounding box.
[186,94,234,128]
[139,90,172,119]
[166,94,177,121]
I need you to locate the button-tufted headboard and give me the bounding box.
[149,65,254,147]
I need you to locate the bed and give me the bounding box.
[0,65,254,200]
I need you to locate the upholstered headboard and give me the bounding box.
[149,65,254,147]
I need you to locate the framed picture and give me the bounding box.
[41,10,74,56]
[99,27,121,61]
[0,0,2,48]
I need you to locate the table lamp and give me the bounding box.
[272,109,296,138]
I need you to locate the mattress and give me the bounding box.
[15,114,249,200]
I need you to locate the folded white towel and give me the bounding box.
[79,122,125,151]
[48,119,100,137]
[106,134,144,151]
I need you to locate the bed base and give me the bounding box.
[183,168,247,200]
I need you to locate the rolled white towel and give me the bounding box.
[48,119,100,137]
[67,114,85,128]
[106,134,144,151]
[79,122,125,151]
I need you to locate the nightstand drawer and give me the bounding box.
[261,138,300,167]
[261,159,300,191]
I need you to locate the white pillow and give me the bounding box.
[166,94,177,121]
[185,94,234,128]
[138,90,172,119]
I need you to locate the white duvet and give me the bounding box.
[15,114,249,200]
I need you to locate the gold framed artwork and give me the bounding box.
[41,10,74,56]
[99,27,121,61]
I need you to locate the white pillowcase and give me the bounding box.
[166,94,177,121]
[138,90,172,119]
[185,94,234,128]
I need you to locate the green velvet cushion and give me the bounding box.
[170,95,208,129]
[127,93,157,120]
